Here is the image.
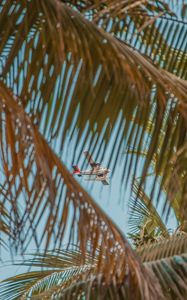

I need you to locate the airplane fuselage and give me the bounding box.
[80,168,110,176]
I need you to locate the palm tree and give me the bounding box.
[0,0,186,299]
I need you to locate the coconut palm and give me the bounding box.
[0,0,187,299]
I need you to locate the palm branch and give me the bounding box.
[140,234,187,300]
[67,0,187,215]
[0,249,96,299]
[0,0,186,245]
[64,1,187,79]
[1,234,187,299]
[128,179,170,247]
[0,0,187,298]
[0,200,12,249]
[0,81,162,299]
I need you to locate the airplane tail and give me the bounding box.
[72,165,81,176]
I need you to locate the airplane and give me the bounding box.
[72,151,110,185]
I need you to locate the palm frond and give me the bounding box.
[1,238,187,300]
[128,179,169,242]
[0,81,163,299]
[126,132,187,223]
[0,1,186,298]
[0,199,12,249]
[140,234,187,299]
[47,274,161,300]
[137,233,187,262]
[68,0,187,80]
[0,247,164,300]
[145,253,187,300]
[0,249,95,300]
[0,0,187,218]
[64,0,172,23]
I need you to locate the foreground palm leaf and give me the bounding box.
[0,199,12,249]
[1,234,187,299]
[0,0,187,213]
[0,1,187,299]
[0,248,163,299]
[0,249,97,299]
[140,234,187,300]
[62,0,187,215]
[0,82,163,299]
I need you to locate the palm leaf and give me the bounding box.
[128,179,170,247]
[145,254,187,300]
[126,132,187,223]
[1,236,187,300]
[137,233,187,262]
[0,0,187,218]
[69,0,187,80]
[128,179,169,239]
[0,249,96,300]
[0,81,164,299]
[141,234,187,300]
[0,198,12,249]
[0,1,186,298]
[0,247,163,300]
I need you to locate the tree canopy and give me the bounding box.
[0,0,187,299]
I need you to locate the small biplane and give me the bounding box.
[73,151,110,185]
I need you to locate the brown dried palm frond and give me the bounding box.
[0,247,162,300]
[0,0,187,218]
[0,81,163,299]
[137,232,187,262]
[0,249,97,299]
[1,236,187,300]
[0,1,186,298]
[66,0,187,80]
[145,253,187,300]
[142,234,187,300]
[63,0,172,22]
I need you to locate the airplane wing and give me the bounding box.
[84,151,97,168]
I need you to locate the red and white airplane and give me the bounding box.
[73,151,110,185]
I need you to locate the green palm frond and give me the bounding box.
[128,179,169,243]
[47,275,161,300]
[126,130,187,223]
[142,234,187,300]
[137,20,187,79]
[135,234,187,298]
